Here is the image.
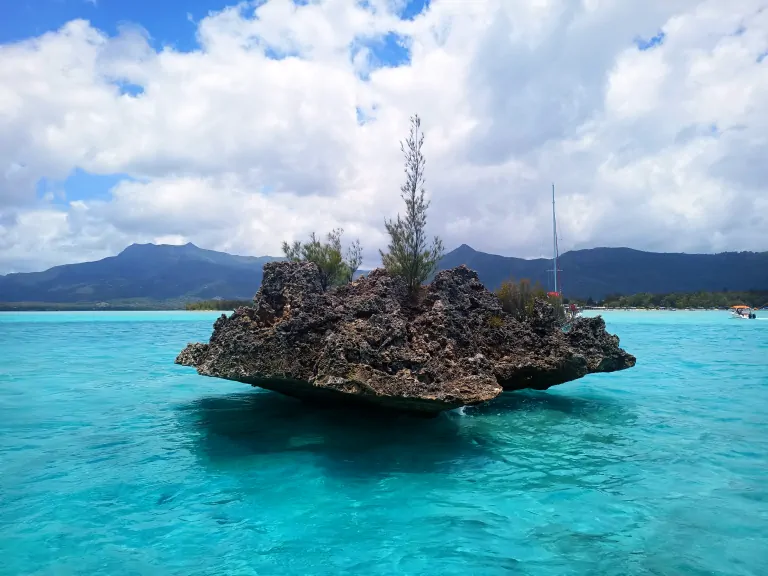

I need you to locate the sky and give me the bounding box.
[1,0,767,273]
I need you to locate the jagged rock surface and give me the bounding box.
[176,262,636,414]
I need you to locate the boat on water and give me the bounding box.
[548,184,580,323]
[730,305,757,319]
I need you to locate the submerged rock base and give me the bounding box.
[176,262,636,415]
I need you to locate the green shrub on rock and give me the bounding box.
[282,228,362,290]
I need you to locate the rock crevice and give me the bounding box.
[176,262,636,414]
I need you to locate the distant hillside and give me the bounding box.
[0,243,281,303]
[438,245,768,299]
[1,242,767,305]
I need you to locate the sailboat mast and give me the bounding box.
[552,183,558,295]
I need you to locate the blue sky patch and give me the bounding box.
[264,44,301,60]
[350,32,411,80]
[113,80,145,97]
[398,0,430,20]
[355,105,378,125]
[635,31,666,51]
[356,0,430,19]
[1,0,235,52]
[2,0,431,54]
[36,169,135,205]
[357,0,374,12]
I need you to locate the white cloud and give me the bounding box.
[0,0,767,273]
[606,48,669,118]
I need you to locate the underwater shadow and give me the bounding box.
[177,390,498,477]
[177,387,637,480]
[468,389,632,421]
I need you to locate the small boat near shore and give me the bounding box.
[730,305,757,319]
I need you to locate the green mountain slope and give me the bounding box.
[438,245,768,299]
[0,243,281,303]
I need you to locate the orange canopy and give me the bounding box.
[731,305,750,309]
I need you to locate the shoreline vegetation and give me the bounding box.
[184,300,252,311]
[572,290,768,311]
[3,292,767,313]
[0,300,182,312]
[0,299,251,312]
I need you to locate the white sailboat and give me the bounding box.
[548,184,579,322]
[548,183,561,298]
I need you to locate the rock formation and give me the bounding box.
[176,262,636,415]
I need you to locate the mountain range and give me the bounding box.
[0,243,281,305]
[0,242,766,306]
[437,244,768,299]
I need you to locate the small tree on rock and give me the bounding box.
[496,278,545,321]
[281,228,362,290]
[495,277,566,323]
[345,238,363,283]
[380,114,444,294]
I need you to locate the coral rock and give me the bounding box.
[176,262,636,414]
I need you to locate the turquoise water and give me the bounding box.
[1,311,767,575]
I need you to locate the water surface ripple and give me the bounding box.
[1,311,767,575]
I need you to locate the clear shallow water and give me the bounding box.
[1,311,767,576]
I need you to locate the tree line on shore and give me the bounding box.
[185,299,252,311]
[570,290,768,309]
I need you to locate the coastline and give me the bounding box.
[2,306,765,313]
[585,308,727,312]
[583,308,766,312]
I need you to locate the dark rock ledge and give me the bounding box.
[176,262,636,415]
